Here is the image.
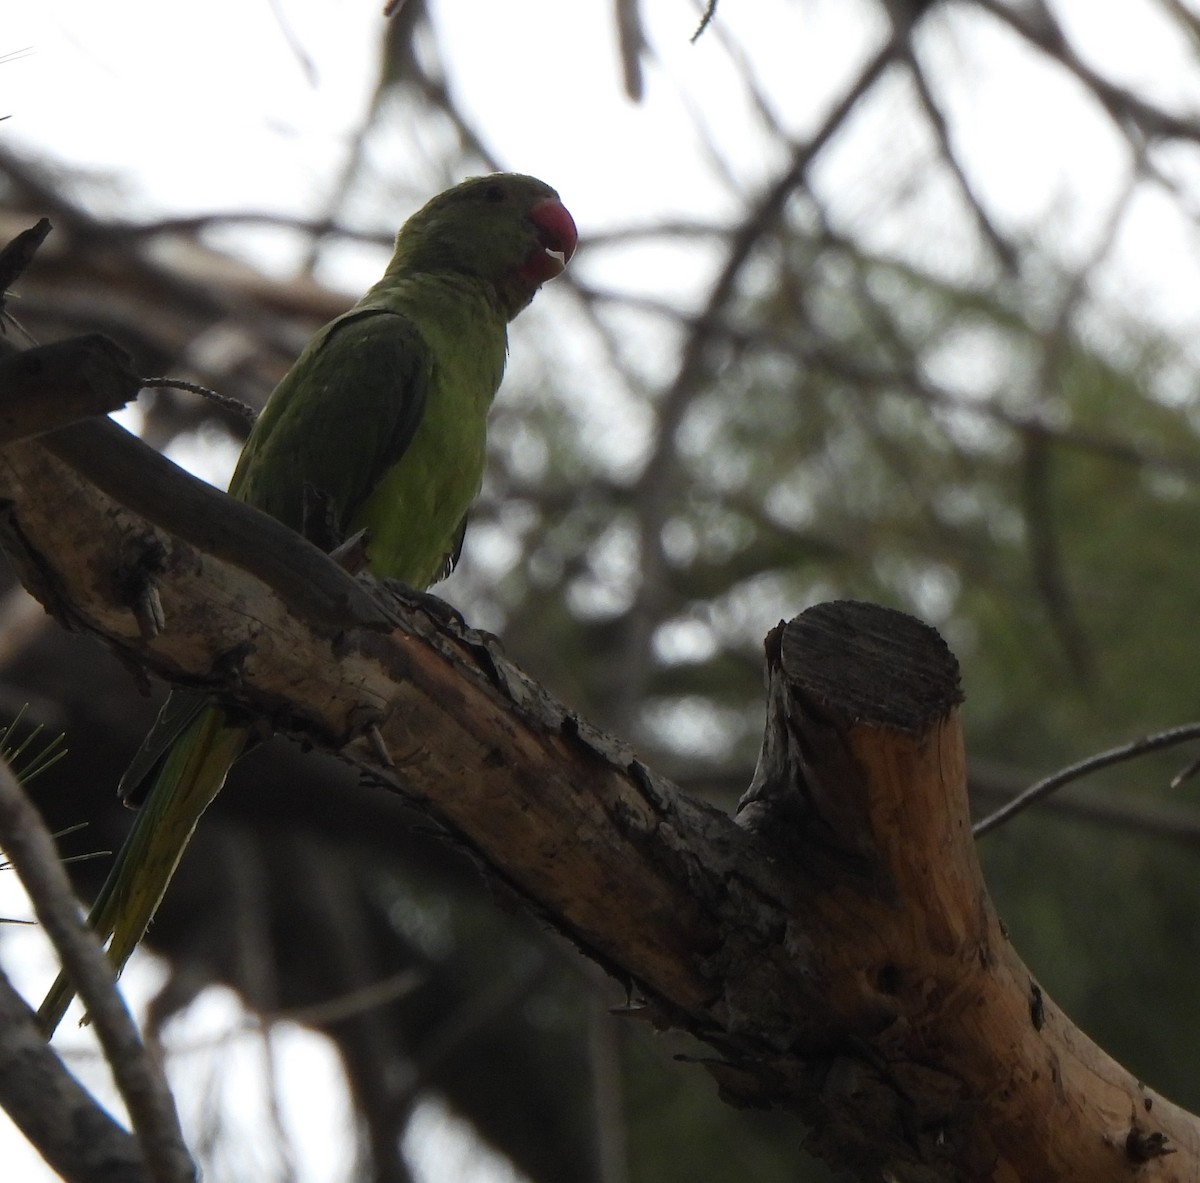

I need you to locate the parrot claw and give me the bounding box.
[380,579,467,630]
[300,481,344,554]
[366,724,394,767]
[328,528,371,575]
[346,706,396,768]
[132,579,165,641]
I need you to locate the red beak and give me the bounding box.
[523,198,578,284]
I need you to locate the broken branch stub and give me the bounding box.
[732,601,1196,1181]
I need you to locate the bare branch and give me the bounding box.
[0,962,149,1183]
[977,0,1200,145]
[902,46,1018,272]
[618,28,909,716]
[691,0,718,43]
[973,722,1200,836]
[0,758,193,1182]
[0,218,52,306]
[613,0,647,100]
[1017,433,1093,683]
[140,377,256,426]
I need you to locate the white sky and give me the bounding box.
[3,0,1200,1180]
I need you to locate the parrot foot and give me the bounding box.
[380,579,467,630]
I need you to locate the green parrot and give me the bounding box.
[37,173,577,1035]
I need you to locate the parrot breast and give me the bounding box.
[350,278,509,587]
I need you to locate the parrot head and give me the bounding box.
[393,173,577,317]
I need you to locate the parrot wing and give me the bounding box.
[230,306,434,542]
[120,310,433,807]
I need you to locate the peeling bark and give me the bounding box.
[0,424,1196,1181]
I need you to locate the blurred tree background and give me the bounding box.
[4,0,1200,1180]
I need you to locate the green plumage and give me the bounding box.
[38,174,576,1034]
[232,282,501,586]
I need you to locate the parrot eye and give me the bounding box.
[483,183,506,203]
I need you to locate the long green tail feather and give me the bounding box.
[38,707,247,1036]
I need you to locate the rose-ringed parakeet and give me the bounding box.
[38,174,577,1034]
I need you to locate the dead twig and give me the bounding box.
[973,723,1200,836]
[0,757,195,1182]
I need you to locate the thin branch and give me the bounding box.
[691,0,718,43]
[1157,0,1200,46]
[106,211,391,252]
[973,723,1200,836]
[0,145,336,368]
[617,27,910,720]
[614,0,647,100]
[266,0,318,86]
[0,963,149,1183]
[268,968,423,1027]
[968,770,1200,847]
[1169,752,1200,790]
[976,0,1200,145]
[574,273,1200,484]
[795,340,1200,483]
[1018,432,1093,684]
[141,378,257,426]
[1016,149,1143,682]
[0,758,194,1182]
[902,46,1018,272]
[64,970,423,1060]
[577,266,1200,486]
[390,29,504,174]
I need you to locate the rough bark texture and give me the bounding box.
[0,423,1196,1181]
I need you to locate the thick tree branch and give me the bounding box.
[0,427,1197,1180]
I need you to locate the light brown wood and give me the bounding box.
[738,606,1196,1179]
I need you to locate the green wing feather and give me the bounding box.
[230,307,433,542]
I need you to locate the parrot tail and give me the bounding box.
[38,706,248,1036]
